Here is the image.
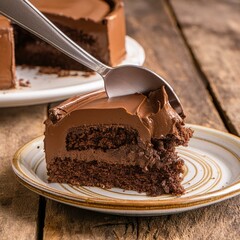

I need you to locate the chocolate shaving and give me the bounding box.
[19,78,31,87]
[81,72,96,78]
[49,108,67,124]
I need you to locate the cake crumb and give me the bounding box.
[20,64,35,69]
[38,66,79,77]
[19,78,31,87]
[81,72,95,78]
[38,66,60,75]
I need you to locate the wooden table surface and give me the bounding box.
[0,0,239,239]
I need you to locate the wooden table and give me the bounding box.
[0,0,239,239]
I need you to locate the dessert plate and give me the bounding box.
[12,125,240,216]
[0,36,145,107]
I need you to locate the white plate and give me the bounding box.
[12,125,240,216]
[0,36,145,107]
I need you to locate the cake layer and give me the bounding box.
[14,0,126,70]
[0,16,15,89]
[47,158,185,196]
[66,125,138,151]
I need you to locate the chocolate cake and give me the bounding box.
[14,0,126,71]
[0,16,15,89]
[44,87,193,196]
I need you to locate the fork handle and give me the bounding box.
[0,0,111,75]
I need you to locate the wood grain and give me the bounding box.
[44,201,137,240]
[125,0,225,131]
[0,105,46,240]
[170,0,240,135]
[137,197,240,240]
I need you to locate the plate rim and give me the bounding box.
[12,124,240,211]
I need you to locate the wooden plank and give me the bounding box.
[43,201,137,240]
[0,105,47,240]
[137,197,240,240]
[42,0,238,239]
[125,0,225,130]
[170,0,240,135]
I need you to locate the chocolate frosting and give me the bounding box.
[28,0,126,67]
[48,87,182,139]
[44,87,184,168]
[0,16,15,89]
[0,15,10,27]
[31,0,110,22]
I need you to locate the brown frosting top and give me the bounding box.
[0,15,10,28]
[0,15,15,89]
[48,87,183,142]
[31,0,110,22]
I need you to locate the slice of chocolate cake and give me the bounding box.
[0,16,15,89]
[14,0,126,71]
[44,87,193,196]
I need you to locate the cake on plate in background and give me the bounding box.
[14,0,126,71]
[0,0,126,89]
[0,16,16,89]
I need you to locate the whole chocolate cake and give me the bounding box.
[14,0,126,71]
[0,0,126,89]
[0,16,15,89]
[44,87,193,196]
